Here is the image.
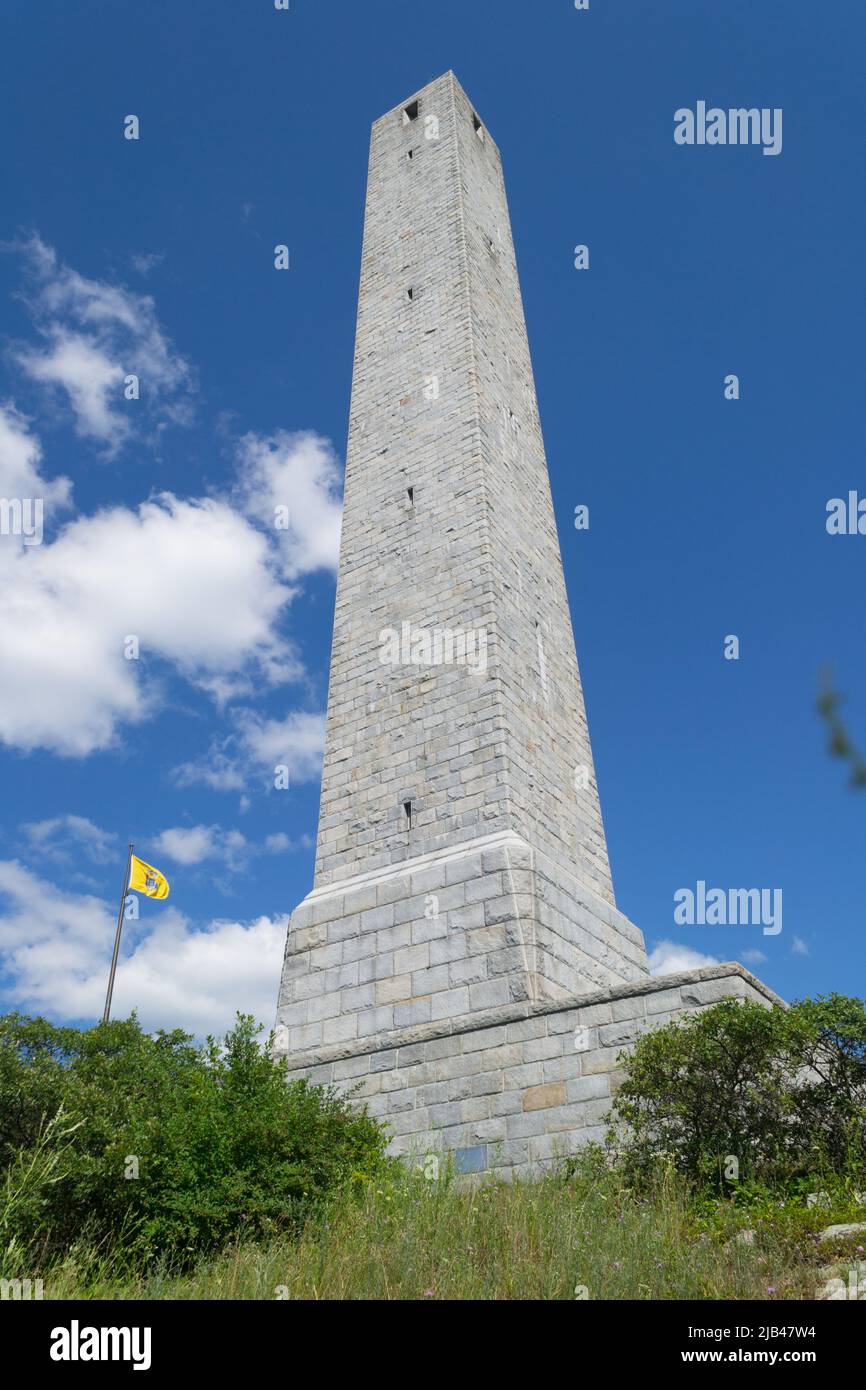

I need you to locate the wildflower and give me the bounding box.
[423,1289,435,1298]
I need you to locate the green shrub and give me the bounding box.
[608,994,866,1192]
[0,1012,389,1268]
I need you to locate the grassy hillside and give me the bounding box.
[3,1001,864,1301]
[31,1161,866,1301]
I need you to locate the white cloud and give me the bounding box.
[172,709,326,793]
[0,860,111,1018]
[152,824,247,869]
[9,233,193,452]
[112,913,285,1035]
[22,814,118,865]
[238,709,326,778]
[265,832,313,853]
[152,823,310,870]
[264,832,291,853]
[791,936,810,957]
[0,402,71,510]
[648,940,722,976]
[0,245,346,763]
[17,812,305,889]
[130,252,164,276]
[19,330,128,447]
[0,858,284,1035]
[235,430,342,579]
[740,948,768,966]
[172,746,247,793]
[0,488,298,756]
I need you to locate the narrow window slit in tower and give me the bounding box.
[407,486,414,504]
[403,800,413,831]
[403,101,419,124]
[406,287,414,300]
[473,113,484,142]
[407,149,414,160]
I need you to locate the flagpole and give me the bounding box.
[103,842,133,1024]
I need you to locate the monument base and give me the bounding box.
[276,830,650,1056]
[275,963,783,1179]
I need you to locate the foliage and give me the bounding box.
[608,995,866,1190]
[817,674,866,789]
[0,1011,389,1268]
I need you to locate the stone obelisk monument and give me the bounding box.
[276,73,779,1177]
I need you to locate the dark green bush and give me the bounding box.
[608,993,866,1192]
[0,1011,389,1267]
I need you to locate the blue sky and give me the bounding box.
[0,0,863,1036]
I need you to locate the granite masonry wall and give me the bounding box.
[304,70,615,907]
[277,964,784,1180]
[277,831,649,1056]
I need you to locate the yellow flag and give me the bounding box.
[129,855,170,900]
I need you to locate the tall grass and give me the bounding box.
[35,1159,862,1301]
[1,1108,80,1281]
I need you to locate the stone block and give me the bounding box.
[522,1081,566,1112]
